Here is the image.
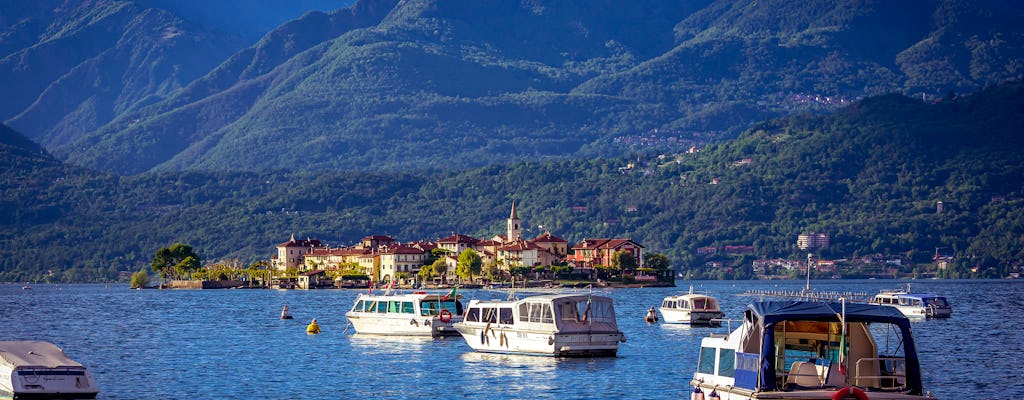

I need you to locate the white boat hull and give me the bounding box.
[454,324,622,357]
[346,313,459,337]
[659,308,724,325]
[690,381,936,400]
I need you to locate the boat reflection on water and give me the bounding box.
[347,334,434,355]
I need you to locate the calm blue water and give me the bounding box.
[2,280,1021,399]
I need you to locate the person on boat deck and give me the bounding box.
[306,318,321,334]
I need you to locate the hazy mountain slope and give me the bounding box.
[60,0,707,173]
[55,0,402,174]
[576,0,1024,132]
[0,0,247,149]
[23,0,1024,175]
[135,0,352,41]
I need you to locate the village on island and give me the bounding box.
[153,201,673,290]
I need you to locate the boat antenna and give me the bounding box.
[805,253,814,294]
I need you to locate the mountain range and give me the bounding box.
[2,81,1022,281]
[3,0,1023,174]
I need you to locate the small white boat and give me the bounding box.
[453,293,625,357]
[659,287,724,325]
[691,301,936,400]
[0,341,99,399]
[345,291,463,337]
[870,284,951,319]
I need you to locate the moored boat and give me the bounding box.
[690,300,936,400]
[870,284,951,319]
[344,291,463,337]
[453,293,625,357]
[0,341,99,399]
[659,286,725,325]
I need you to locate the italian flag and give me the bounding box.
[442,286,457,301]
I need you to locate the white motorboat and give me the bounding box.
[659,286,725,325]
[453,293,625,357]
[345,291,463,337]
[0,341,99,399]
[690,301,936,400]
[870,284,952,319]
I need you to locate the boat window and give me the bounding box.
[388,301,402,313]
[589,299,614,323]
[499,307,513,324]
[773,321,842,387]
[718,349,736,377]
[681,300,690,309]
[401,301,414,314]
[419,300,463,316]
[523,302,554,324]
[539,303,553,323]
[518,303,529,321]
[693,298,708,310]
[466,307,480,322]
[697,347,717,374]
[364,301,379,313]
[926,297,948,307]
[561,301,580,322]
[352,300,364,312]
[482,307,497,323]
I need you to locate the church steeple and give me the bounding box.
[507,199,521,243]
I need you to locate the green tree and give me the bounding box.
[129,269,150,289]
[456,249,482,283]
[431,258,449,283]
[611,250,638,271]
[645,253,670,270]
[150,243,201,281]
[417,264,436,282]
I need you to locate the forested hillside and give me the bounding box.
[2,82,1021,282]
[4,0,1022,175]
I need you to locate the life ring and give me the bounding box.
[832,386,868,400]
[439,309,453,323]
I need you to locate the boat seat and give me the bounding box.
[786,361,825,388]
[825,362,847,387]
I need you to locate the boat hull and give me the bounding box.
[690,381,936,400]
[345,313,460,337]
[659,309,724,325]
[454,324,622,357]
[0,366,99,400]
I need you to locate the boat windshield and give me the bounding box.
[692,298,715,310]
[773,320,910,392]
[923,297,948,307]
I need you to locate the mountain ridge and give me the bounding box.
[1,81,1022,281]
[3,0,1024,176]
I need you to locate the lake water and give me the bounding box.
[2,279,1021,399]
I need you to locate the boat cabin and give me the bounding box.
[350,295,462,317]
[455,294,625,356]
[692,301,932,399]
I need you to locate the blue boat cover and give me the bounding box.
[749,301,924,395]
[749,301,910,326]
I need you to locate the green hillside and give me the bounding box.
[21,0,1019,174]
[2,82,1022,282]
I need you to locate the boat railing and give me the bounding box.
[854,356,908,390]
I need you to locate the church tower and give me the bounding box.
[507,200,521,243]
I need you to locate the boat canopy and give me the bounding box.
[748,301,924,395]
[0,341,86,369]
[749,301,909,325]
